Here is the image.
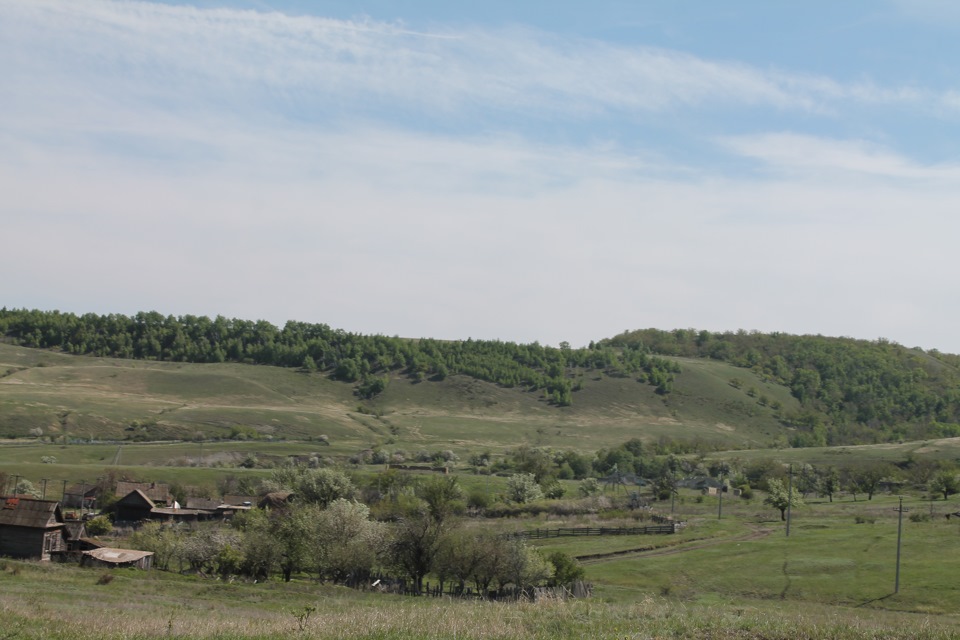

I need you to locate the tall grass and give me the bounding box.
[0,560,957,639]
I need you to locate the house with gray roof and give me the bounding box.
[0,497,68,560]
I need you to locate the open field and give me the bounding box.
[0,343,797,452]
[5,343,960,637]
[706,438,960,467]
[3,491,960,638]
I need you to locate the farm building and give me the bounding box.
[114,489,158,522]
[81,547,153,570]
[62,484,100,510]
[221,495,258,508]
[0,497,68,560]
[183,497,251,521]
[258,491,295,510]
[115,482,176,507]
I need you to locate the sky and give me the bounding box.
[3,1,960,351]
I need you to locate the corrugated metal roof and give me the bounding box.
[83,547,153,563]
[0,497,64,529]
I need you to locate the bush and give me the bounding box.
[466,488,491,511]
[85,515,113,536]
[506,474,544,504]
[543,482,566,499]
[578,478,602,498]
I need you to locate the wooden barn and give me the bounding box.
[113,489,157,523]
[114,482,176,508]
[0,497,68,561]
[62,484,100,510]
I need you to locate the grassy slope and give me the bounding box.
[3,493,960,638]
[0,344,797,452]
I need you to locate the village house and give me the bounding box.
[114,481,176,508]
[0,496,68,561]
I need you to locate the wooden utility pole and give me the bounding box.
[895,496,906,593]
[786,464,794,537]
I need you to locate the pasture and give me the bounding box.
[3,490,960,639]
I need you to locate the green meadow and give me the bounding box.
[3,492,960,638]
[5,341,960,638]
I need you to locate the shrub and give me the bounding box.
[543,482,566,499]
[578,478,601,498]
[466,488,491,511]
[85,515,113,536]
[506,474,544,504]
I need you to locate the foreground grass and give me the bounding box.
[0,559,956,639]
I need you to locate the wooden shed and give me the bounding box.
[114,489,156,523]
[115,482,175,507]
[81,547,154,570]
[0,497,68,560]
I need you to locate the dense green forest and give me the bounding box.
[604,329,960,445]
[5,309,960,447]
[0,309,677,406]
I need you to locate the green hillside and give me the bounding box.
[3,309,960,452]
[0,342,795,452]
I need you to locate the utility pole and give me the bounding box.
[671,469,678,517]
[786,464,794,538]
[717,475,723,520]
[41,478,49,500]
[895,496,907,594]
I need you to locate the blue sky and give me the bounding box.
[3,0,960,351]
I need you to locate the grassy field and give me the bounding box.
[3,492,960,638]
[6,342,960,637]
[4,558,955,639]
[0,343,796,452]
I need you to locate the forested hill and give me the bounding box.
[604,329,960,444]
[4,309,960,447]
[0,309,677,406]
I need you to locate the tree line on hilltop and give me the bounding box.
[0,308,678,405]
[5,309,960,446]
[605,328,960,445]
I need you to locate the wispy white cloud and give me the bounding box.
[719,133,960,182]
[4,117,960,349]
[3,0,952,127]
[4,0,960,352]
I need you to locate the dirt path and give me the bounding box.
[576,524,774,566]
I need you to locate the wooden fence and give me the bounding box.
[516,524,677,540]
